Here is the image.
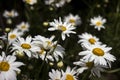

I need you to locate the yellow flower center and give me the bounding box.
[46,41,51,46]
[25,0,31,3]
[8,12,13,17]
[66,74,74,80]
[96,21,102,26]
[0,62,10,71]
[69,19,75,23]
[58,25,67,31]
[21,25,26,29]
[88,38,96,44]
[39,49,45,55]
[92,48,104,56]
[9,34,16,39]
[86,62,94,68]
[21,43,31,49]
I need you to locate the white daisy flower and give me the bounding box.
[74,59,107,77]
[52,44,65,61]
[3,10,18,18]
[12,36,40,58]
[48,17,76,40]
[79,44,116,66]
[8,29,23,44]
[49,69,62,80]
[44,0,55,5]
[23,0,37,5]
[16,22,30,32]
[0,52,24,80]
[33,35,65,61]
[64,13,81,26]
[45,0,71,7]
[55,0,66,8]
[62,66,77,80]
[78,33,101,48]
[90,16,106,31]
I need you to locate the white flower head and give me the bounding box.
[45,0,55,5]
[64,13,81,26]
[74,59,107,77]
[62,66,77,80]
[49,69,62,80]
[90,16,106,31]
[3,10,18,18]
[79,44,116,66]
[48,17,76,40]
[12,36,40,58]
[33,35,65,61]
[8,29,23,44]
[78,32,101,48]
[55,0,66,7]
[16,22,30,32]
[23,0,37,5]
[0,52,24,80]
[45,0,70,8]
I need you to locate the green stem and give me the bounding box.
[105,68,120,73]
[5,33,9,54]
[114,0,120,38]
[82,69,91,80]
[36,51,48,79]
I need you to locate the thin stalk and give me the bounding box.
[36,51,48,80]
[82,69,91,80]
[105,68,120,73]
[114,0,120,38]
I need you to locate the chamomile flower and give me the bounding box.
[49,69,62,80]
[62,66,77,80]
[90,16,106,31]
[23,0,37,5]
[44,0,55,5]
[79,44,116,66]
[0,52,24,80]
[3,10,18,18]
[45,0,70,8]
[45,0,66,7]
[55,0,66,7]
[74,59,106,77]
[48,17,76,40]
[16,22,30,32]
[64,13,81,26]
[8,29,23,44]
[12,36,40,58]
[33,35,65,61]
[78,33,101,47]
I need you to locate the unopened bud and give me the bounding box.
[7,19,12,24]
[15,51,24,57]
[49,62,54,66]
[57,61,63,67]
[5,28,11,33]
[49,7,54,11]
[43,22,49,27]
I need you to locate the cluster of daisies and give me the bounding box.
[74,32,116,77]
[48,32,116,80]
[47,15,116,79]
[22,0,71,8]
[12,35,65,62]
[0,2,116,79]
